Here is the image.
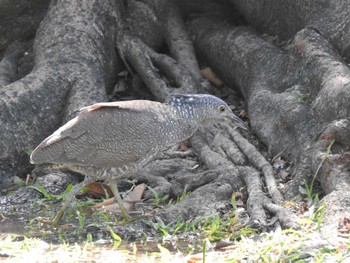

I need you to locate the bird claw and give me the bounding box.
[119,214,149,225]
[37,209,64,228]
[37,216,60,228]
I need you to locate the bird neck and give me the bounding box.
[167,97,206,123]
[166,99,208,142]
[170,103,204,123]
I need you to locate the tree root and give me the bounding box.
[0,0,121,181]
[118,33,201,101]
[188,9,350,233]
[239,166,299,229]
[239,166,267,228]
[133,157,198,198]
[0,168,81,206]
[285,119,350,196]
[0,41,33,86]
[5,0,345,236]
[0,0,48,51]
[116,0,208,101]
[164,0,203,84]
[224,124,283,204]
[158,182,233,223]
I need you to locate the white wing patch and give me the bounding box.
[42,117,79,147]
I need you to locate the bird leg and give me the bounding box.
[37,153,159,227]
[107,179,132,222]
[38,178,90,228]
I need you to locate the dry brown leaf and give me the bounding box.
[215,240,235,249]
[186,256,203,263]
[91,183,146,214]
[86,182,113,198]
[179,140,190,152]
[200,67,223,87]
[91,197,115,209]
[124,183,146,202]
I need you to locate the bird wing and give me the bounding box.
[79,100,162,113]
[80,101,123,112]
[30,100,175,167]
[33,100,161,149]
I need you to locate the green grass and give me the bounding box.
[2,218,350,262]
[29,184,72,202]
[9,169,347,262]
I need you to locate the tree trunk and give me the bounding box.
[0,0,121,184]
[188,0,350,235]
[1,0,349,236]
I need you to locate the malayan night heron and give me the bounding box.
[30,94,246,227]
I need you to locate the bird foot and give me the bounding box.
[37,209,65,228]
[37,216,60,228]
[119,214,150,225]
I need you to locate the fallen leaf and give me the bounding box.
[200,67,223,87]
[86,182,113,198]
[179,140,190,152]
[186,256,202,263]
[92,183,146,214]
[91,197,115,209]
[124,183,146,202]
[215,240,235,249]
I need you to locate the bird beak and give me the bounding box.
[229,112,248,130]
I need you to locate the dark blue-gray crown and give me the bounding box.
[166,94,227,108]
[166,94,247,129]
[166,94,230,120]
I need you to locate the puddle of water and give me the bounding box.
[0,200,204,261]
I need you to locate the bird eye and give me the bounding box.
[219,105,226,113]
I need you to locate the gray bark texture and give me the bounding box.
[0,0,349,237]
[188,0,350,235]
[0,0,121,184]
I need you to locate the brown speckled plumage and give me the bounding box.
[30,94,246,226]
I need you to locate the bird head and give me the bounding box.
[166,94,247,129]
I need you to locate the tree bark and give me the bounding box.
[0,0,121,184]
[1,0,349,236]
[188,1,350,235]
